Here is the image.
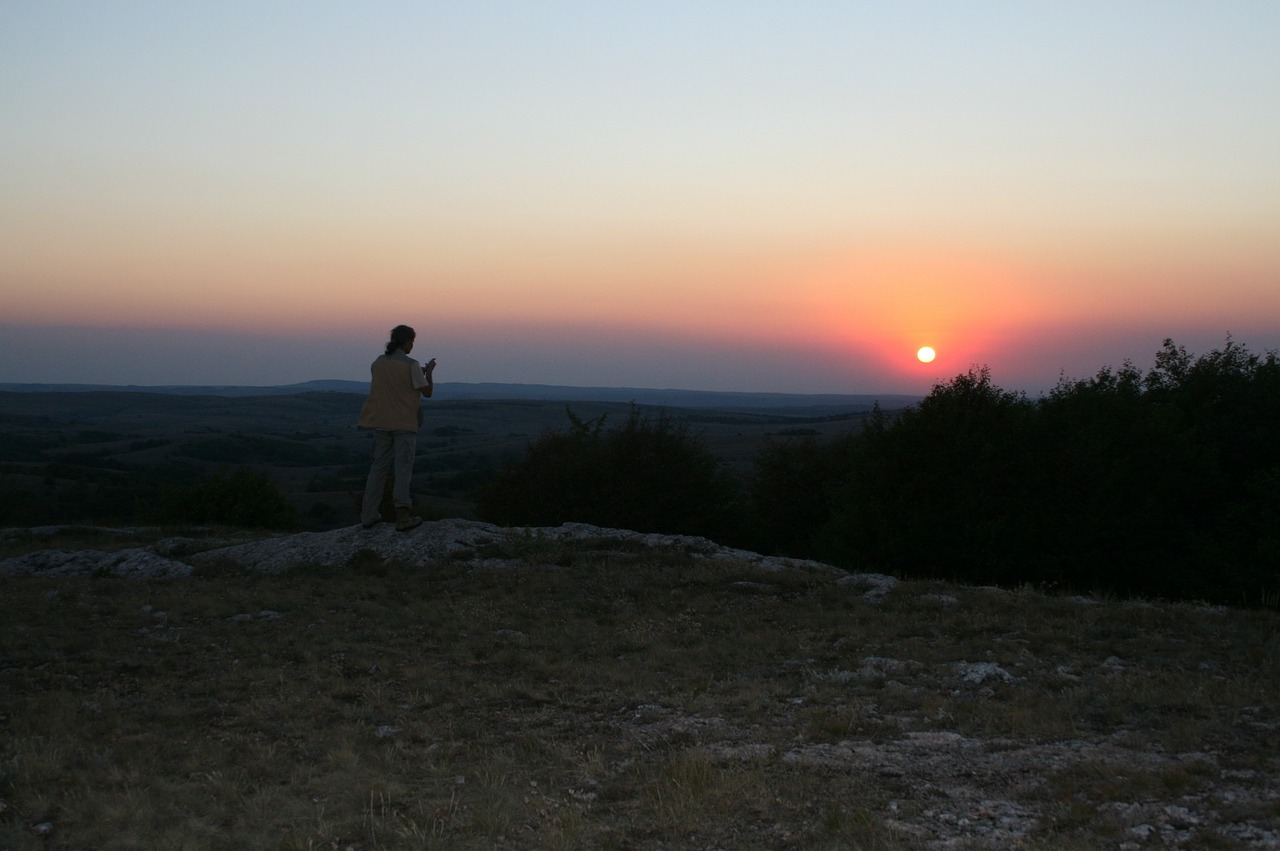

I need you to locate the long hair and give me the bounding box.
[385,325,416,356]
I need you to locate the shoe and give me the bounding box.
[394,507,423,532]
[361,513,382,529]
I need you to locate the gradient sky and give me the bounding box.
[2,2,1278,395]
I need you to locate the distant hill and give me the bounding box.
[0,380,921,412]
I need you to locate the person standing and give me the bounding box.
[358,324,436,530]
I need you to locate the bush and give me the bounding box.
[745,431,858,558]
[817,367,1038,584]
[476,405,739,540]
[151,465,298,529]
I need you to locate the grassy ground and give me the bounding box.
[2,531,1278,849]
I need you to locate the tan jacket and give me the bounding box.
[357,351,429,432]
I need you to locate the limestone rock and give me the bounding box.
[0,520,899,608]
[0,547,192,579]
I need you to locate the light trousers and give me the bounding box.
[361,429,417,524]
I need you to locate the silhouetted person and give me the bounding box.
[358,324,435,530]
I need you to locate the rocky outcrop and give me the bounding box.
[0,520,898,601]
[3,521,1276,849]
[0,546,194,579]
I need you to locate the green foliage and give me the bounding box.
[821,367,1038,584]
[151,465,299,529]
[745,431,858,557]
[0,433,67,462]
[178,433,359,467]
[476,405,738,539]
[747,340,1280,606]
[0,460,200,527]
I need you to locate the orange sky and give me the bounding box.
[2,3,1278,393]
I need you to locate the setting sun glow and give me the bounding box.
[1,5,1278,392]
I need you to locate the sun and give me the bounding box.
[916,346,937,363]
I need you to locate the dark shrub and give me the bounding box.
[153,465,298,529]
[746,431,858,558]
[476,405,738,540]
[817,367,1037,583]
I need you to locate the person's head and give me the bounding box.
[385,325,416,356]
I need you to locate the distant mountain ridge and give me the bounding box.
[0,380,921,411]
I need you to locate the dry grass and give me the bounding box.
[2,531,1278,849]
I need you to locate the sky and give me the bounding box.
[2,1,1278,396]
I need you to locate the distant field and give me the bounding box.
[0,389,900,529]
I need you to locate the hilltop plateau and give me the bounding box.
[1,521,1277,849]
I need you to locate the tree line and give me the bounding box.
[478,340,1279,607]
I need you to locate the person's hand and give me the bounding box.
[423,358,437,374]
